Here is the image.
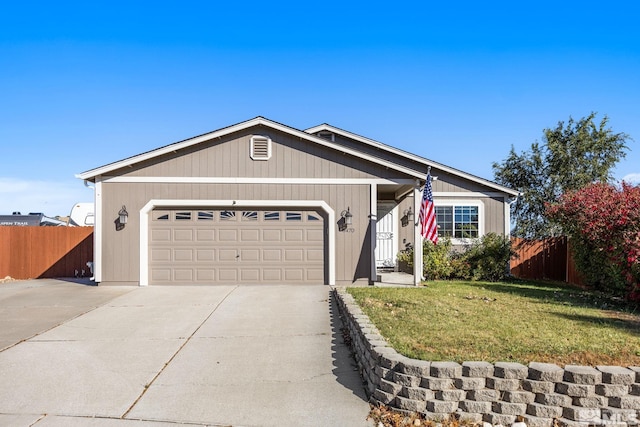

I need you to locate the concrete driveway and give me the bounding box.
[0,279,372,426]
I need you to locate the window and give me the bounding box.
[250,135,272,160]
[307,214,320,221]
[220,210,236,221]
[264,212,280,221]
[197,211,214,220]
[286,212,302,221]
[175,211,192,220]
[153,211,169,221]
[242,211,258,221]
[435,205,480,239]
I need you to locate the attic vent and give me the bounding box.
[250,135,272,160]
[317,131,335,142]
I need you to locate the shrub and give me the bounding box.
[395,234,513,282]
[546,182,640,302]
[423,238,453,280]
[462,233,515,281]
[449,252,472,280]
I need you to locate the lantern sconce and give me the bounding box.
[118,205,128,225]
[401,206,414,227]
[339,207,353,232]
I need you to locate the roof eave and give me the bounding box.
[304,123,519,197]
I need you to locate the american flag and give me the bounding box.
[419,171,438,244]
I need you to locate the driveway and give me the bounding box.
[0,279,372,426]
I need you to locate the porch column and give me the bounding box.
[94,178,103,283]
[370,184,378,284]
[413,183,423,286]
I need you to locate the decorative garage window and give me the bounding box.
[175,211,192,220]
[220,210,236,221]
[250,135,272,160]
[153,211,169,221]
[435,204,481,239]
[242,211,258,221]
[308,214,320,221]
[197,211,214,220]
[286,212,302,221]
[264,211,280,221]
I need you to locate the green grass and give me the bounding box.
[347,280,640,366]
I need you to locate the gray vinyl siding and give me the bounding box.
[331,134,428,173]
[484,196,506,235]
[99,181,371,285]
[397,196,414,253]
[110,127,407,181]
[432,171,497,193]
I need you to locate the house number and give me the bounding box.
[345,228,355,233]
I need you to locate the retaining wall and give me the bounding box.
[334,288,640,427]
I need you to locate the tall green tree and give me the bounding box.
[492,113,630,238]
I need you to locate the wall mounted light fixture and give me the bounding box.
[401,207,413,227]
[118,205,129,225]
[339,207,352,231]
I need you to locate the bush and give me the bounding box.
[462,233,515,281]
[395,233,513,282]
[449,252,472,280]
[546,182,640,302]
[423,238,453,280]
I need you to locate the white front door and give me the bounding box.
[375,202,397,268]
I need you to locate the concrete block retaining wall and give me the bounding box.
[334,288,640,427]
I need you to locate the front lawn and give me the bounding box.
[347,280,640,366]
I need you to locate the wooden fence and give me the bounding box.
[0,227,94,280]
[510,237,584,285]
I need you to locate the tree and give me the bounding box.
[546,182,640,302]
[492,113,630,238]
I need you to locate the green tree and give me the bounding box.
[492,112,630,238]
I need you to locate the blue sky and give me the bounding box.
[1,1,638,217]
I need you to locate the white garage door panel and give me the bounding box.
[149,209,325,285]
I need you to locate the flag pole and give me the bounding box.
[413,181,423,285]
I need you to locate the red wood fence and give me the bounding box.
[510,237,584,286]
[0,227,94,280]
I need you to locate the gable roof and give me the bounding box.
[76,116,518,196]
[305,123,519,196]
[77,116,426,182]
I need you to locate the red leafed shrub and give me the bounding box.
[546,182,640,302]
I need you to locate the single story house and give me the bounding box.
[77,117,518,286]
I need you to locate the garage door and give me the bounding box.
[149,209,325,284]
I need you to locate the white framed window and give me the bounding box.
[250,135,272,160]
[434,201,484,244]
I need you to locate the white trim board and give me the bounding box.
[94,180,103,282]
[102,176,417,185]
[139,199,336,287]
[433,192,510,198]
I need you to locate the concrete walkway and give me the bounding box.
[0,280,372,426]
